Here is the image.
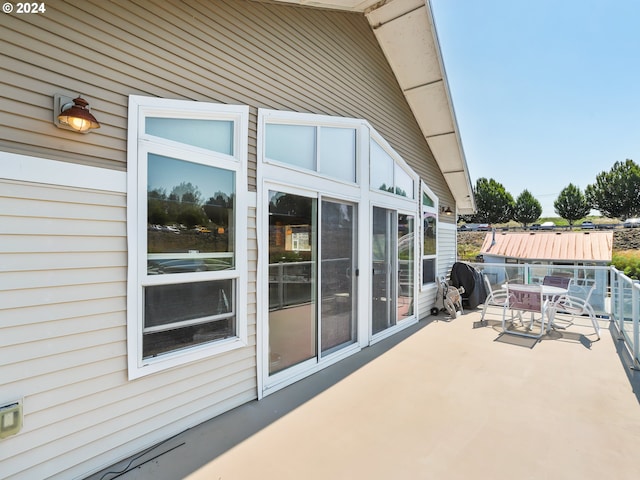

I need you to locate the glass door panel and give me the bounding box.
[320,200,357,356]
[268,191,317,375]
[372,207,396,334]
[398,214,414,319]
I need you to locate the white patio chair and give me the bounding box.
[551,284,600,339]
[542,275,571,301]
[502,284,551,339]
[542,275,571,289]
[480,274,508,323]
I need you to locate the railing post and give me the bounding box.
[632,283,640,370]
[278,262,284,309]
[617,272,625,338]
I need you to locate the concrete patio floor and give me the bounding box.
[92,307,640,480]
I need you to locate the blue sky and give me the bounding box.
[430,0,640,217]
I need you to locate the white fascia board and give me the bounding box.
[265,0,381,12]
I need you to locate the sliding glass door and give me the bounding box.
[268,191,317,375]
[268,191,357,375]
[372,207,395,334]
[372,207,414,335]
[321,199,357,356]
[397,213,415,320]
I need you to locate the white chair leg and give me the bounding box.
[587,306,600,340]
[480,303,488,321]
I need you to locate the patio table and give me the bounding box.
[501,284,568,337]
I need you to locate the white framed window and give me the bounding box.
[421,181,438,289]
[127,95,248,379]
[369,137,416,200]
[262,110,359,184]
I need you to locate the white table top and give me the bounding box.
[501,284,567,296]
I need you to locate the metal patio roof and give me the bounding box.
[481,231,614,263]
[268,0,476,214]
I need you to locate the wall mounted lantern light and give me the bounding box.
[441,206,453,216]
[54,94,100,133]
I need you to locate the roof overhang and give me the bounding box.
[267,0,476,213]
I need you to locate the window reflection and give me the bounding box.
[370,140,394,193]
[398,214,414,320]
[146,117,233,154]
[268,191,317,374]
[319,127,356,182]
[265,124,315,170]
[422,191,434,207]
[423,213,436,256]
[143,279,235,358]
[370,139,414,199]
[146,154,235,274]
[394,164,414,198]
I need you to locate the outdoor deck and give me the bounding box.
[91,307,640,480]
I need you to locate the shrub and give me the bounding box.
[611,250,640,280]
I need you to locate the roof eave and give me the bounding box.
[366,0,475,213]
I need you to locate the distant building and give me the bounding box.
[480,231,613,265]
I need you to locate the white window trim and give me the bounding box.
[421,181,439,291]
[126,95,249,379]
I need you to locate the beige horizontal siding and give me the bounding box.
[4,372,256,479]
[438,223,458,279]
[0,250,126,271]
[0,175,257,479]
[417,285,438,321]
[1,310,124,345]
[0,0,452,199]
[0,281,125,311]
[417,224,458,319]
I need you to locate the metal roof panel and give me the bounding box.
[481,231,613,262]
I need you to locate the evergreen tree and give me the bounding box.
[585,159,640,219]
[554,183,591,228]
[466,178,514,224]
[513,189,542,228]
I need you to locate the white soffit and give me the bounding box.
[404,82,454,137]
[367,3,441,88]
[427,134,473,211]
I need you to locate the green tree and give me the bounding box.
[513,189,542,228]
[171,182,203,206]
[177,206,207,229]
[554,183,590,228]
[147,188,169,225]
[585,159,640,220]
[465,178,514,224]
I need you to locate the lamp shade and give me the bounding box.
[57,96,100,133]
